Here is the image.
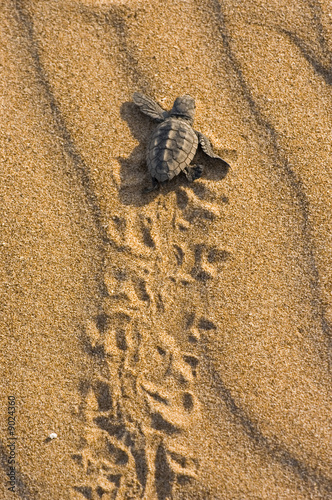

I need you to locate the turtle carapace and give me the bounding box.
[133,92,230,192]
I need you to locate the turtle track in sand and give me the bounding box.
[72,184,229,500]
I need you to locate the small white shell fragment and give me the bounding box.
[49,432,57,439]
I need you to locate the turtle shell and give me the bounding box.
[147,117,198,182]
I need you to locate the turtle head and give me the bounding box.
[170,95,195,123]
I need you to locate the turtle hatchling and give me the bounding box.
[133,92,230,192]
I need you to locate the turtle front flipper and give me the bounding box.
[196,131,231,171]
[133,93,169,122]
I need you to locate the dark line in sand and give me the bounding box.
[12,0,110,306]
[202,347,332,496]
[298,0,332,85]
[12,0,110,250]
[280,25,332,86]
[276,0,332,87]
[78,4,153,96]
[209,0,332,346]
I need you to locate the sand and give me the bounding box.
[0,0,331,498]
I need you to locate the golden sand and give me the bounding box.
[1,0,331,498]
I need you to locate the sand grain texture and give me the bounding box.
[1,1,331,499]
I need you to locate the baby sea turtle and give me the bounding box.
[133,92,230,192]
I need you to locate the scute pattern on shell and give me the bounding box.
[147,118,198,182]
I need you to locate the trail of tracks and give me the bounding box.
[76,183,229,499]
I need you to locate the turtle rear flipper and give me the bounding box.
[143,177,159,194]
[133,93,169,122]
[196,131,231,171]
[184,165,204,182]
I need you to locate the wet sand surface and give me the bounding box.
[0,1,331,498]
